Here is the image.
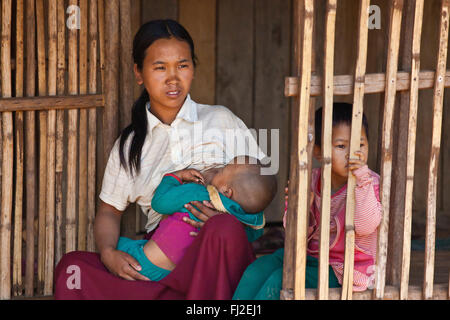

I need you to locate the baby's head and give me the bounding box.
[314,103,369,179]
[210,156,277,213]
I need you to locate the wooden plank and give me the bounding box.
[400,0,424,300]
[298,284,449,300]
[119,0,134,130]
[294,0,314,300]
[253,0,291,223]
[0,94,104,112]
[284,70,450,97]
[36,0,47,295]
[179,0,216,105]
[78,0,89,252]
[341,0,370,301]
[317,0,337,301]
[0,0,13,300]
[216,0,254,127]
[87,0,99,252]
[423,0,449,300]
[66,0,79,254]
[374,0,404,300]
[141,0,178,22]
[12,0,25,297]
[24,0,36,297]
[44,0,57,296]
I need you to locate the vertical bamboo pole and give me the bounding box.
[120,0,134,130]
[374,0,404,300]
[44,0,58,296]
[317,0,337,301]
[98,0,105,93]
[87,0,99,252]
[66,0,79,253]
[36,0,47,295]
[13,0,25,297]
[25,0,37,297]
[293,0,314,300]
[400,0,424,300]
[55,0,66,264]
[341,0,370,301]
[423,0,449,300]
[103,0,120,163]
[0,0,13,300]
[78,0,89,252]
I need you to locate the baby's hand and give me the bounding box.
[175,169,205,185]
[348,150,367,174]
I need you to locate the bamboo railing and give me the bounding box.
[282,0,450,300]
[0,0,106,299]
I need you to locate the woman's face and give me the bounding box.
[134,37,194,114]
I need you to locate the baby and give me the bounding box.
[117,156,277,281]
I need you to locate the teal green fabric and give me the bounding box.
[151,175,265,242]
[116,237,171,281]
[232,248,341,300]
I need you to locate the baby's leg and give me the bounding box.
[116,237,171,281]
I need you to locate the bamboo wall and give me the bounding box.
[0,0,105,299]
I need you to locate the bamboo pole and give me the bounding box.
[281,0,303,299]
[423,0,449,300]
[293,0,314,300]
[78,0,89,252]
[87,0,99,252]
[44,0,58,296]
[55,0,66,264]
[98,0,105,93]
[0,0,13,300]
[66,0,79,254]
[103,0,120,163]
[24,0,37,297]
[374,0,404,300]
[36,0,47,295]
[285,70,450,97]
[400,0,424,300]
[341,0,370,301]
[317,0,337,301]
[120,0,134,130]
[13,0,25,297]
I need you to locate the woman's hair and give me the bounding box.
[314,102,369,147]
[119,19,197,176]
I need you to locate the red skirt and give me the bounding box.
[54,214,255,300]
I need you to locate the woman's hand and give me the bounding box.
[100,247,150,281]
[183,200,221,236]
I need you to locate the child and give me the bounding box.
[117,156,277,281]
[232,103,382,299]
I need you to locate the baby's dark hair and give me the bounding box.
[227,156,278,214]
[314,102,369,147]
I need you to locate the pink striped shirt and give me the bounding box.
[283,165,382,291]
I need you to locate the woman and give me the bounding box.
[54,19,264,299]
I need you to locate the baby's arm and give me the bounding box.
[353,165,382,236]
[151,173,207,214]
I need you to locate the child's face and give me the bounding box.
[209,165,235,198]
[134,37,194,112]
[330,123,369,186]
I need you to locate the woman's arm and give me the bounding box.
[94,200,150,281]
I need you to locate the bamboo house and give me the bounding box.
[0,0,449,300]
